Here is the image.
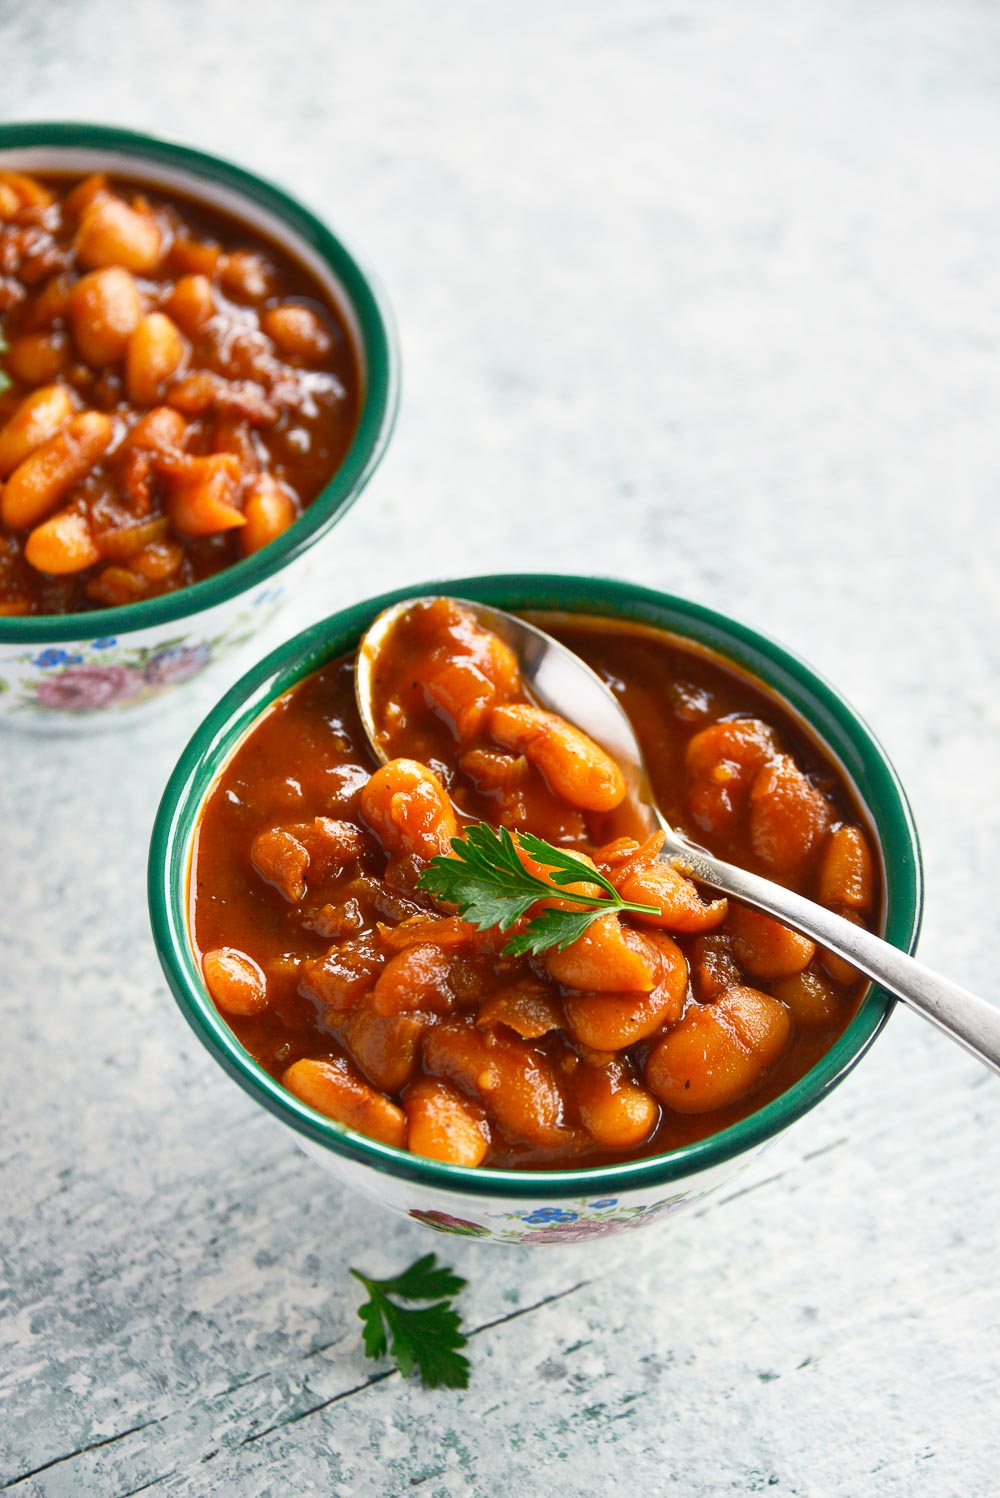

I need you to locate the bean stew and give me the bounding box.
[0,168,360,615]
[191,600,880,1171]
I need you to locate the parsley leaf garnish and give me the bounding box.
[417,821,659,956]
[350,1254,470,1389]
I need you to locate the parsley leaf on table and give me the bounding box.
[417,821,659,957]
[350,1254,471,1390]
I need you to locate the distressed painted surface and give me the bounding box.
[1,1,999,1493]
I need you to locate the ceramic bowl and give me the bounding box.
[0,122,398,729]
[148,574,923,1246]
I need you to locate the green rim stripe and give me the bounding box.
[0,121,399,644]
[148,574,923,1200]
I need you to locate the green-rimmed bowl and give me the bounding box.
[149,574,922,1246]
[0,122,398,728]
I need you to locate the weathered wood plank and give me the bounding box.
[2,0,999,1494]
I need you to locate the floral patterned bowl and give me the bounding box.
[0,122,398,730]
[148,574,923,1245]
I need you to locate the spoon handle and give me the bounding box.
[667,834,1000,1076]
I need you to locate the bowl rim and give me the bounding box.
[0,120,400,644]
[148,572,924,1200]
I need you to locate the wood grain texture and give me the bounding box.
[1,1,998,1494]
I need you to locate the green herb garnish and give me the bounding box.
[351,1253,470,1389]
[418,822,659,957]
[0,329,10,395]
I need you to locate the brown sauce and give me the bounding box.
[191,606,878,1171]
[0,168,360,614]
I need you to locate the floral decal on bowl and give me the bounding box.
[0,582,287,718]
[521,1207,579,1225]
[143,642,213,686]
[32,648,84,669]
[408,1209,492,1238]
[405,1190,714,1244]
[489,1193,700,1244]
[35,661,145,712]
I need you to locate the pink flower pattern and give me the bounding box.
[520,1219,627,1244]
[34,663,145,712]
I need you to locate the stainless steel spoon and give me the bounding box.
[356,596,1000,1075]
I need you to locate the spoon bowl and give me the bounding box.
[357,596,651,803]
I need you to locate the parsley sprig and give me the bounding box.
[417,822,658,957]
[350,1254,470,1389]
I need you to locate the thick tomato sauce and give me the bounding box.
[191,606,879,1171]
[0,168,359,614]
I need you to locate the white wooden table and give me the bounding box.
[1,3,998,1493]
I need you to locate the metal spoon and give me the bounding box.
[356,596,1000,1075]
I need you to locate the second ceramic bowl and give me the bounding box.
[0,121,398,729]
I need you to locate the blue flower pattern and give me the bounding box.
[517,1198,617,1226]
[91,637,117,650]
[32,648,83,669]
[473,1188,709,1241]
